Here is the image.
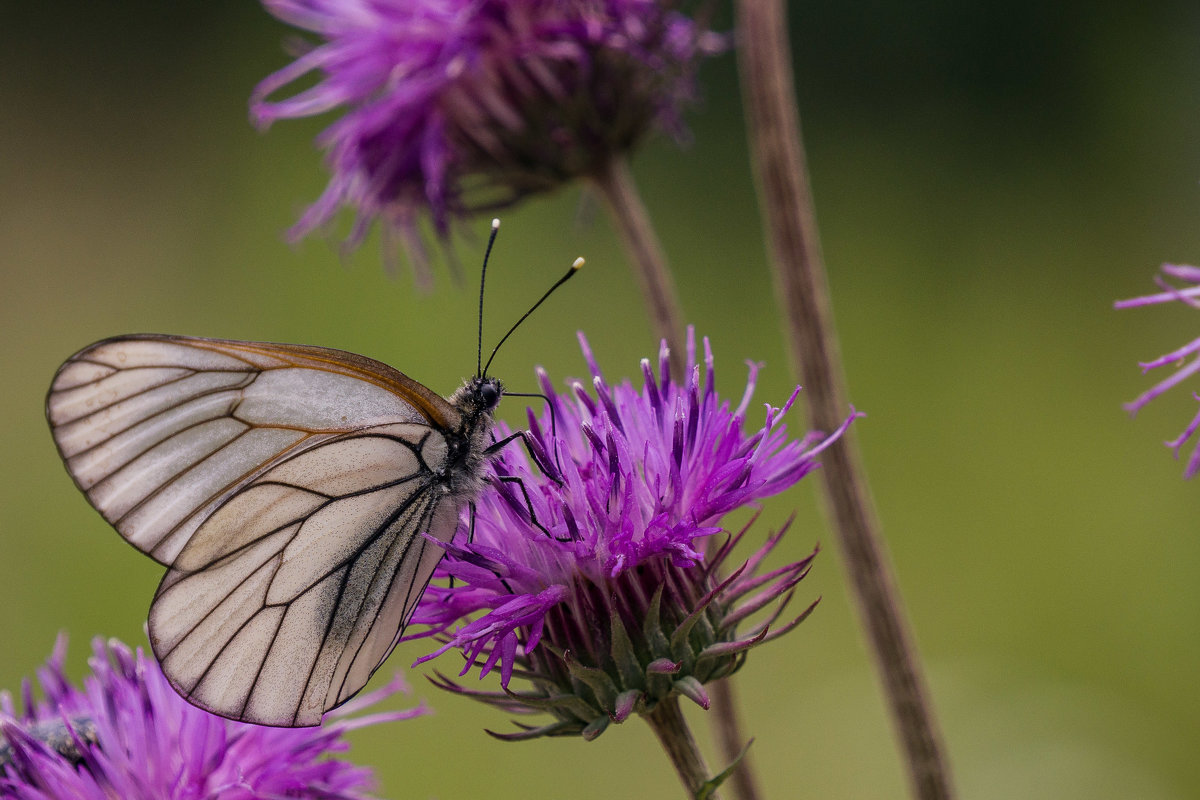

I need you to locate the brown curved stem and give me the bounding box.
[709,677,761,800]
[591,156,687,378]
[735,1,956,798]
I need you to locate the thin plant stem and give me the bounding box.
[735,1,956,798]
[708,680,761,800]
[644,696,721,800]
[592,154,762,800]
[592,156,687,378]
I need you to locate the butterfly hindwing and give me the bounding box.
[46,335,472,725]
[149,425,459,726]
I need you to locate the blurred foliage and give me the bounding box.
[2,2,1198,798]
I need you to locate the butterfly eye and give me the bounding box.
[480,381,501,409]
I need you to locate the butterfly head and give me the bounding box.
[452,375,504,419]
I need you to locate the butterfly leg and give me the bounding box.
[492,474,572,543]
[485,429,562,484]
[497,391,564,477]
[445,503,480,592]
[460,500,516,593]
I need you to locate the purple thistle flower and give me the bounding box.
[408,330,858,739]
[1116,263,1200,478]
[251,0,724,282]
[0,636,425,799]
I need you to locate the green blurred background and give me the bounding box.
[3,2,1199,797]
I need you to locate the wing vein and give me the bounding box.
[54,369,252,425]
[56,377,256,461]
[290,565,356,725]
[272,477,436,602]
[70,398,239,472]
[171,470,431,576]
[112,425,257,525]
[333,494,441,704]
[170,556,286,695]
[157,533,297,662]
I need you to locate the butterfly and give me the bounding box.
[45,225,579,727]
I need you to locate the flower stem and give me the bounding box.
[644,696,721,800]
[734,1,956,798]
[592,156,687,379]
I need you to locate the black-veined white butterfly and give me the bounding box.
[45,224,579,727]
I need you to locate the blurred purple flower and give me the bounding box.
[251,0,724,282]
[408,330,858,739]
[1116,263,1200,478]
[0,636,425,799]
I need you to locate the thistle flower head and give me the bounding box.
[1116,263,1200,477]
[252,0,724,281]
[409,330,857,739]
[0,636,425,799]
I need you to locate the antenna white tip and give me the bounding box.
[571,256,585,270]
[491,218,501,230]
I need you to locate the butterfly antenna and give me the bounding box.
[477,219,502,378]
[482,257,584,377]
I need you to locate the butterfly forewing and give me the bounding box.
[46,335,477,726]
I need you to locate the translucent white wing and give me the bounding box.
[47,335,456,563]
[46,335,467,725]
[151,424,459,726]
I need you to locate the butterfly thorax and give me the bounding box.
[439,376,504,497]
